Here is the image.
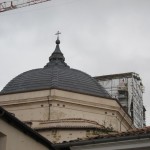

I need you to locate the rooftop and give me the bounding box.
[53,126,150,149]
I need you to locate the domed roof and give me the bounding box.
[1,38,111,98]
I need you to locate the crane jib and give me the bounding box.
[0,0,51,13]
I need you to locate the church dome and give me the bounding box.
[1,38,110,98]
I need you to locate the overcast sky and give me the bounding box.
[0,0,150,125]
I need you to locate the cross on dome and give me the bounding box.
[55,31,61,45]
[44,31,69,68]
[55,31,61,40]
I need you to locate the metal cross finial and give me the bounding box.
[55,31,61,40]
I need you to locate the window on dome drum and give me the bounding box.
[0,132,6,150]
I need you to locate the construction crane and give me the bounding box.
[0,0,50,13]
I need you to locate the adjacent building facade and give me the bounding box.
[0,106,54,150]
[95,72,146,128]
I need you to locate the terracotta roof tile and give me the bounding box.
[83,126,150,140]
[29,118,105,130]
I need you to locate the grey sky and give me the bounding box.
[0,0,150,125]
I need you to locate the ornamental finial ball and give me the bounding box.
[56,39,60,44]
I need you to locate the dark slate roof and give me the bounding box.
[0,106,55,150]
[0,39,111,99]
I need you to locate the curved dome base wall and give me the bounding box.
[0,89,134,143]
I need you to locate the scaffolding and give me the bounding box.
[95,72,146,128]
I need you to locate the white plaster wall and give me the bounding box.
[0,119,49,150]
[4,101,50,121]
[0,89,134,133]
[39,130,90,143]
[50,101,119,130]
